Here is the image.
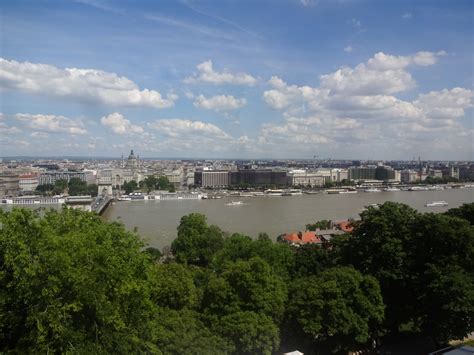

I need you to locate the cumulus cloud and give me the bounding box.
[184,60,257,86]
[193,94,247,111]
[263,76,322,109]
[15,113,87,134]
[148,119,231,139]
[414,87,473,119]
[100,112,144,135]
[0,58,177,108]
[344,46,353,53]
[258,50,472,157]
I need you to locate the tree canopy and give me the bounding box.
[1,202,473,353]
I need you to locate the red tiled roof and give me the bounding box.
[283,231,322,244]
[335,220,353,233]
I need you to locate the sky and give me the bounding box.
[0,0,473,160]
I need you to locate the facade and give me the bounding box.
[348,166,377,181]
[19,173,39,192]
[0,173,20,196]
[229,169,287,187]
[164,169,183,188]
[287,170,326,187]
[375,166,396,181]
[39,171,92,185]
[195,170,229,188]
[125,149,140,170]
[401,169,419,183]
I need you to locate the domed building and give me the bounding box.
[125,149,140,170]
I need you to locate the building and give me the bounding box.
[0,173,20,196]
[194,170,229,188]
[401,169,419,183]
[39,171,93,185]
[19,173,39,192]
[164,169,183,188]
[125,149,140,170]
[348,166,377,181]
[428,169,443,179]
[375,166,396,181]
[281,231,321,245]
[229,169,287,187]
[287,170,326,187]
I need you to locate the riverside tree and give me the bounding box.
[341,202,474,344]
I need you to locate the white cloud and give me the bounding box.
[193,94,247,111]
[414,88,473,120]
[344,46,353,53]
[0,58,177,108]
[257,50,471,158]
[148,119,231,139]
[184,60,257,86]
[15,113,87,134]
[100,112,144,135]
[402,12,412,19]
[263,76,322,109]
[320,51,445,95]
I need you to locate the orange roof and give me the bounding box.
[283,231,321,244]
[335,220,353,233]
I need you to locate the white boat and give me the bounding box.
[339,190,357,194]
[226,201,244,206]
[425,201,449,207]
[364,188,381,193]
[384,187,401,192]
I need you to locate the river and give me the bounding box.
[101,188,474,249]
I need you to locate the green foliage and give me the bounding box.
[150,263,198,310]
[68,177,98,197]
[283,267,384,354]
[291,243,337,277]
[445,202,474,225]
[1,204,472,353]
[306,219,332,231]
[122,180,138,194]
[171,213,224,266]
[203,257,287,323]
[341,202,474,343]
[0,207,157,353]
[152,308,232,354]
[212,233,295,279]
[217,311,280,355]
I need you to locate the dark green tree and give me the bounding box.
[217,311,280,355]
[122,180,138,194]
[152,308,232,354]
[341,202,474,344]
[211,233,294,279]
[283,267,384,354]
[0,207,158,353]
[150,263,198,310]
[445,202,474,225]
[157,176,171,190]
[171,213,224,266]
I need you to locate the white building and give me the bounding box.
[287,170,326,187]
[19,173,39,192]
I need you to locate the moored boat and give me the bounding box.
[425,201,448,207]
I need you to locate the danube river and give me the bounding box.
[102,188,474,249]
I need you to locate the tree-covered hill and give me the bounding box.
[0,203,472,354]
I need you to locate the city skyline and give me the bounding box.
[1,0,473,160]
